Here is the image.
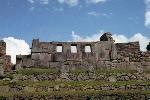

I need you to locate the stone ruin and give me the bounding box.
[0,40,12,76]
[147,42,150,51]
[15,32,150,71]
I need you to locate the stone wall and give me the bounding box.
[116,42,140,54]
[13,69,150,81]
[0,40,12,76]
[0,40,6,57]
[16,32,118,70]
[15,32,150,70]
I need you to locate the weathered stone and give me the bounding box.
[3,78,11,81]
[24,86,36,93]
[0,63,4,77]
[147,42,150,51]
[0,40,12,73]
[108,76,116,82]
[100,32,113,41]
[54,85,60,91]
[60,72,70,80]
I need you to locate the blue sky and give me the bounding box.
[0,0,150,63]
[0,0,150,42]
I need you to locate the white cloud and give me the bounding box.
[57,0,79,6]
[71,31,150,51]
[27,0,106,7]
[57,0,106,6]
[145,0,150,28]
[27,0,34,4]
[88,11,108,17]
[145,11,150,28]
[86,0,106,4]
[27,0,49,5]
[3,37,31,64]
[40,0,49,5]
[145,0,150,5]
[71,31,103,42]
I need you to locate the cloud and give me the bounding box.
[27,0,49,5]
[71,31,150,51]
[86,0,106,4]
[3,37,31,64]
[57,0,79,7]
[145,11,150,28]
[71,31,103,42]
[40,0,49,5]
[88,11,108,17]
[27,0,107,8]
[57,0,106,7]
[145,0,150,28]
[27,0,34,4]
[29,7,35,11]
[113,33,150,51]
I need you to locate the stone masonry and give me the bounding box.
[0,40,12,76]
[15,32,150,70]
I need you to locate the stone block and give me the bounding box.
[0,64,4,77]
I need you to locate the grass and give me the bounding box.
[0,80,150,87]
[0,80,150,98]
[16,68,60,75]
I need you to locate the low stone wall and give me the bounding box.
[0,80,150,100]
[13,72,150,81]
[1,94,150,100]
[9,68,150,81]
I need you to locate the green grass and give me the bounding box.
[0,80,150,97]
[0,80,150,87]
[0,80,10,86]
[16,68,60,75]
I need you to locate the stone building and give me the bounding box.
[15,32,150,70]
[0,40,12,76]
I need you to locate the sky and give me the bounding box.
[0,0,150,64]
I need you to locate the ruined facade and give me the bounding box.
[0,40,12,76]
[15,32,150,70]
